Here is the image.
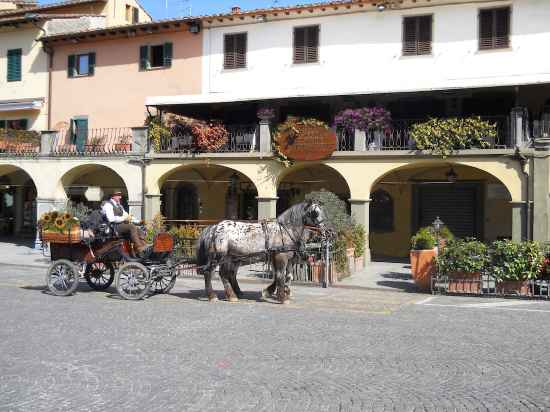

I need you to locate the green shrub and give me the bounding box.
[411,227,436,250]
[350,224,366,258]
[410,117,495,157]
[488,240,544,281]
[436,238,488,275]
[305,189,353,235]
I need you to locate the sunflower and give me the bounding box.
[55,218,65,229]
[63,212,72,220]
[50,211,59,219]
[41,213,52,223]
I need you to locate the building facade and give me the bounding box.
[1,0,550,262]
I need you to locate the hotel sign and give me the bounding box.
[277,125,337,161]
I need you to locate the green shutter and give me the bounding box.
[139,45,149,71]
[68,54,76,77]
[88,52,96,76]
[7,49,22,82]
[20,119,28,130]
[163,43,173,68]
[0,120,5,129]
[72,118,88,152]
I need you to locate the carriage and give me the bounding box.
[43,224,183,300]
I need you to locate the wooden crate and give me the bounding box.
[41,227,81,244]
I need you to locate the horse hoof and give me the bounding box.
[280,299,291,305]
[208,295,218,302]
[228,297,240,303]
[261,289,269,299]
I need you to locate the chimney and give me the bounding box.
[231,5,241,14]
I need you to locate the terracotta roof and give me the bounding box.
[0,0,106,17]
[0,12,102,26]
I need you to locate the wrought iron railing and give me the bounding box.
[156,124,258,153]
[50,128,134,156]
[0,130,40,156]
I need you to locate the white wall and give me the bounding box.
[0,27,48,130]
[202,0,550,98]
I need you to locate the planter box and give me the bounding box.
[447,272,481,294]
[114,143,131,152]
[410,249,436,291]
[41,226,81,244]
[496,280,532,296]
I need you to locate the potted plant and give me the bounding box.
[489,240,544,296]
[257,107,276,122]
[436,238,488,294]
[410,227,437,291]
[84,136,104,153]
[114,134,132,152]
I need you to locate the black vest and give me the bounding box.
[101,200,124,217]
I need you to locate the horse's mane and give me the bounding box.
[277,201,308,227]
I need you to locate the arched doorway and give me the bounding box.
[277,164,351,215]
[370,163,513,259]
[60,164,129,210]
[0,165,37,237]
[160,165,258,223]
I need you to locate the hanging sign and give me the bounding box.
[277,123,337,161]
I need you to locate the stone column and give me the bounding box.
[259,120,272,153]
[131,127,149,155]
[510,107,529,148]
[510,201,527,242]
[354,129,367,151]
[349,198,371,265]
[128,200,143,222]
[144,194,162,222]
[34,198,66,249]
[257,197,277,220]
[14,187,24,235]
[40,131,57,155]
[532,137,550,242]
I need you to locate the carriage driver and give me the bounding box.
[101,191,148,255]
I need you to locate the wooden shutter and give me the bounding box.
[20,119,28,130]
[224,33,247,69]
[163,43,173,68]
[403,16,432,56]
[68,54,76,77]
[0,120,5,129]
[132,7,139,24]
[234,33,247,68]
[294,26,319,64]
[479,7,510,50]
[139,45,149,70]
[88,52,96,76]
[7,49,22,82]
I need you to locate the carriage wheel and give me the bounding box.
[45,259,80,296]
[115,262,150,300]
[150,273,177,294]
[84,262,115,291]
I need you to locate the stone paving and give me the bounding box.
[2,265,550,411]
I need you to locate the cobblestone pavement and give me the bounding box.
[2,266,550,411]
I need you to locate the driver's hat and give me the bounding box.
[111,190,123,196]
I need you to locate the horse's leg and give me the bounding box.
[273,254,290,304]
[262,255,277,299]
[204,266,218,302]
[219,262,239,303]
[228,261,243,299]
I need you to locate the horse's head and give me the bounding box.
[303,201,329,231]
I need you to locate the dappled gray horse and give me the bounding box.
[196,201,329,304]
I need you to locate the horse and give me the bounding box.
[196,200,330,304]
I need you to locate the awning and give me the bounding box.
[0,98,44,112]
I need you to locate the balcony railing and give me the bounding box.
[0,130,40,156]
[336,116,514,152]
[156,124,258,154]
[50,128,134,156]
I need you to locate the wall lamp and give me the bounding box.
[377,3,386,12]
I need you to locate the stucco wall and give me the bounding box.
[202,0,550,98]
[50,30,202,129]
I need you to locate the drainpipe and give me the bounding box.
[30,19,53,130]
[512,147,531,240]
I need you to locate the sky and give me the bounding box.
[37,0,318,20]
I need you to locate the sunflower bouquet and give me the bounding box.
[39,210,80,233]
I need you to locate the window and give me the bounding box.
[370,189,394,232]
[293,25,319,64]
[68,53,95,77]
[0,119,28,130]
[479,7,510,50]
[224,33,247,70]
[125,5,132,22]
[139,43,173,70]
[7,49,22,82]
[127,5,139,23]
[402,15,432,56]
[71,117,88,152]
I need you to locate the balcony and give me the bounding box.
[0,130,40,157]
[49,128,134,156]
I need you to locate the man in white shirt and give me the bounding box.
[101,191,147,254]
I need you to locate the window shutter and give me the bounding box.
[305,26,319,63]
[0,120,5,129]
[139,45,149,70]
[494,7,510,48]
[88,52,96,76]
[403,16,431,56]
[224,34,236,69]
[163,43,173,68]
[20,119,28,130]
[234,33,247,68]
[7,49,22,82]
[479,7,510,50]
[132,7,139,24]
[68,54,76,77]
[293,27,306,63]
[417,16,432,55]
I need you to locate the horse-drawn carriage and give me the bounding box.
[43,223,182,300]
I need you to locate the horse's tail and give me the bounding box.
[196,225,215,275]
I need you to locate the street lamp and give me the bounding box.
[432,216,444,251]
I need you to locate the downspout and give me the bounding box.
[513,147,530,240]
[30,19,53,130]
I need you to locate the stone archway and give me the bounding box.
[159,165,259,223]
[369,162,514,259]
[0,165,37,237]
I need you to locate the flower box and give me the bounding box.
[41,226,81,244]
[447,272,481,294]
[114,143,131,152]
[496,280,532,297]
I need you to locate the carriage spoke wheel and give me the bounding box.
[84,262,115,291]
[150,274,177,294]
[45,259,80,296]
[115,262,150,300]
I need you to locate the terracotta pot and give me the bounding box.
[496,280,532,296]
[410,249,436,291]
[309,262,322,283]
[115,143,131,152]
[447,271,481,294]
